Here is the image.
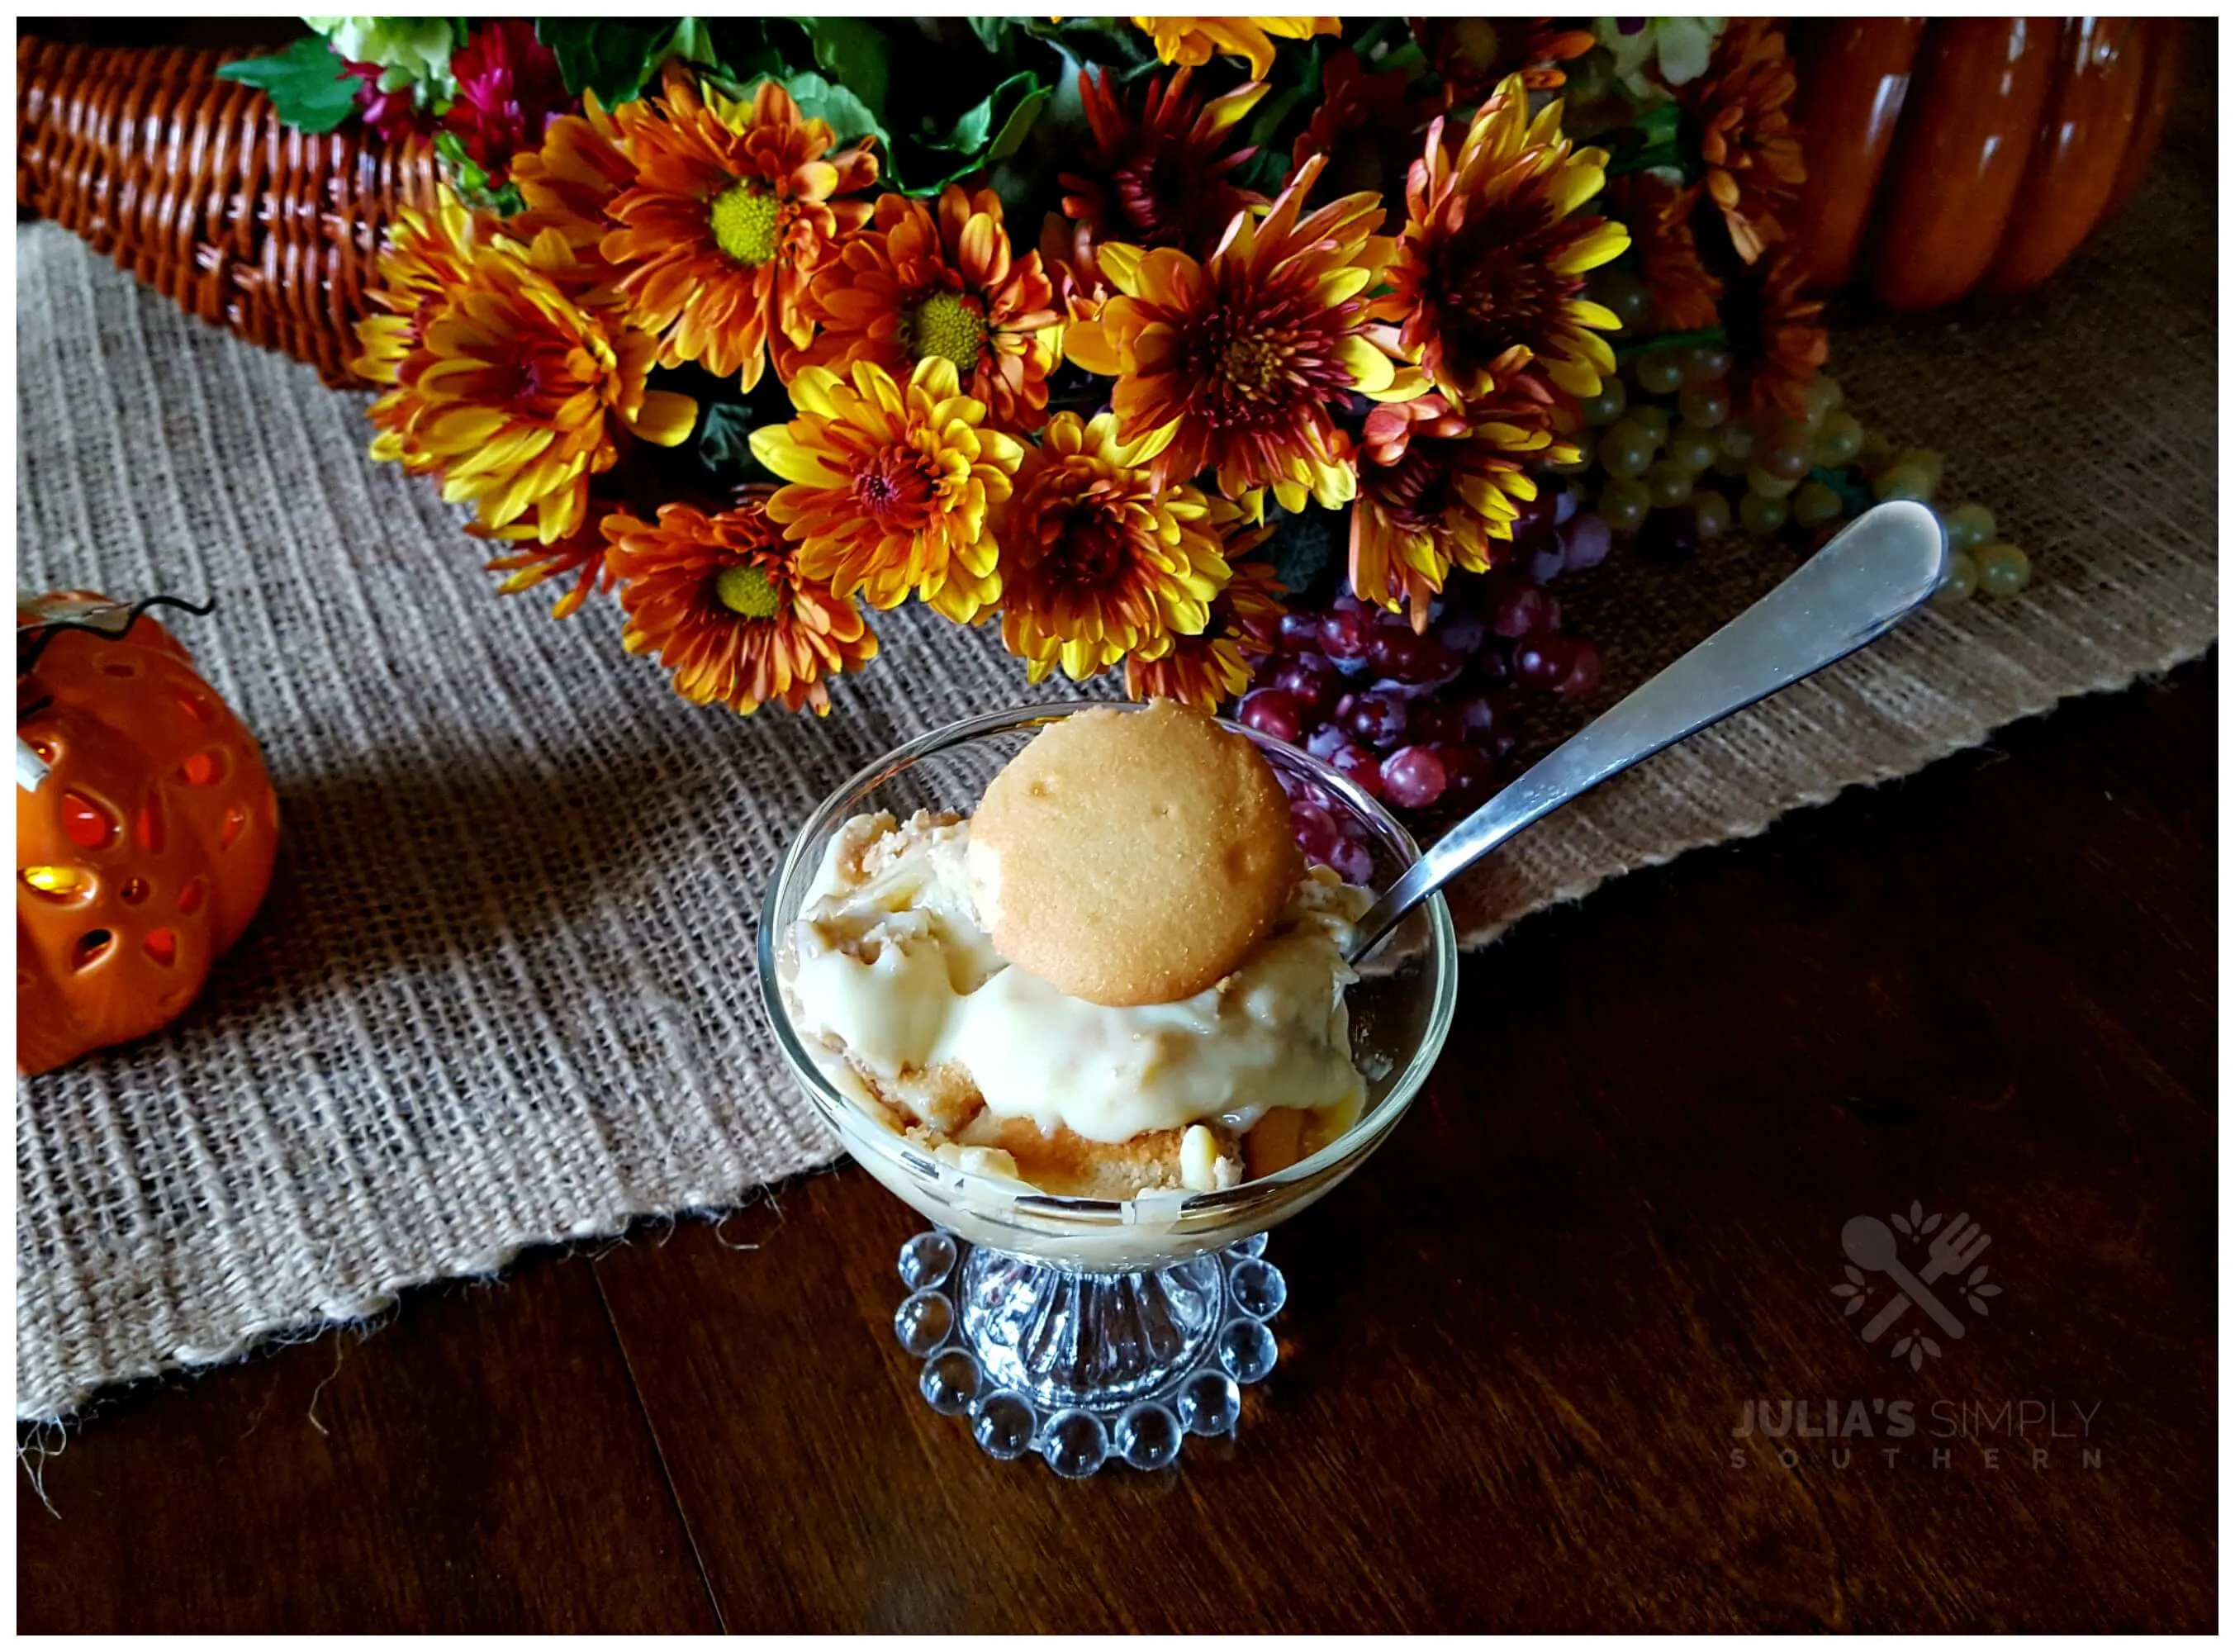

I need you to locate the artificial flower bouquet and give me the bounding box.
[221,16,2027,821]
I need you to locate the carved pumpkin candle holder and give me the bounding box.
[17,594,279,1075]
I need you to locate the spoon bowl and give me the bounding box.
[1349,501,1949,962]
[1842,1214,1900,1270]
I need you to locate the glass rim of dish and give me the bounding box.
[754,698,1459,1219]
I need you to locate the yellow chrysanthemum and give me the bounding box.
[354,223,696,544]
[353,190,486,436]
[1351,390,1578,624]
[995,411,1231,683]
[749,356,1023,624]
[1124,556,1286,711]
[1128,16,1340,79]
[1065,152,1425,514]
[1374,75,1630,405]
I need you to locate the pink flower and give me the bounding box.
[441,19,571,184]
[343,59,434,145]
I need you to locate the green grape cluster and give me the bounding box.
[1574,341,1742,540]
[1563,306,2033,605]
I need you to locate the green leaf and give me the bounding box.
[985,51,1077,221]
[985,83,1051,164]
[931,92,996,157]
[734,48,789,80]
[1232,141,1297,200]
[1373,39,1428,78]
[968,17,1013,57]
[782,69,888,150]
[1019,17,1157,74]
[1244,38,1325,154]
[433,129,526,213]
[1636,102,1682,147]
[893,69,1045,192]
[1606,140,1683,178]
[663,17,719,71]
[539,20,652,104]
[1612,325,1727,363]
[1606,102,1686,177]
[1346,16,1407,61]
[215,35,358,134]
[1265,508,1347,603]
[538,18,721,107]
[431,129,486,192]
[696,402,785,487]
[798,17,890,120]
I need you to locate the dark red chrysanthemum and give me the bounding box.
[441,18,571,183]
[1061,67,1269,259]
[344,59,435,145]
[1288,47,1439,204]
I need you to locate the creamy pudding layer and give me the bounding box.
[784,809,1371,1196]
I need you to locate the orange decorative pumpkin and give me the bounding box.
[17,595,279,1075]
[1791,17,2182,309]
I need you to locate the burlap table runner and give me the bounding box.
[17,85,2214,1419]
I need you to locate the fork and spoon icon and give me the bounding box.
[1841,1213,1992,1342]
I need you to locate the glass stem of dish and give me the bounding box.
[1347,501,1950,964]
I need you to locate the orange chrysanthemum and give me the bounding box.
[1604,173,1723,331]
[1375,77,1630,406]
[596,73,879,387]
[749,356,1024,624]
[355,226,696,543]
[800,186,1061,434]
[1039,210,1108,323]
[1062,68,1269,259]
[1289,47,1437,202]
[995,411,1231,683]
[1410,17,1597,102]
[1734,249,1828,421]
[1066,154,1425,513]
[1124,556,1286,711]
[1680,19,1805,266]
[1129,16,1340,79]
[1351,391,1578,624]
[471,507,621,620]
[509,94,635,264]
[607,497,878,716]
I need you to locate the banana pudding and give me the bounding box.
[776,704,1375,1198]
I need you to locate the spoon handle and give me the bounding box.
[1347,500,1948,962]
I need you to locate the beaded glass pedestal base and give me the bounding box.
[891,1230,1287,1477]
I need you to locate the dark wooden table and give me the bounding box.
[19,657,2216,1631]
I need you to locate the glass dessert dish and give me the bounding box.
[757,702,1458,1475]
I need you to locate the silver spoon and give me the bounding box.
[1347,500,1949,964]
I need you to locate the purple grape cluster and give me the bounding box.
[1235,491,1609,835]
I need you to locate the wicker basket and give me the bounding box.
[17,34,439,388]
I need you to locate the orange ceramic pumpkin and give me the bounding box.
[1791,17,2181,309]
[17,595,279,1075]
